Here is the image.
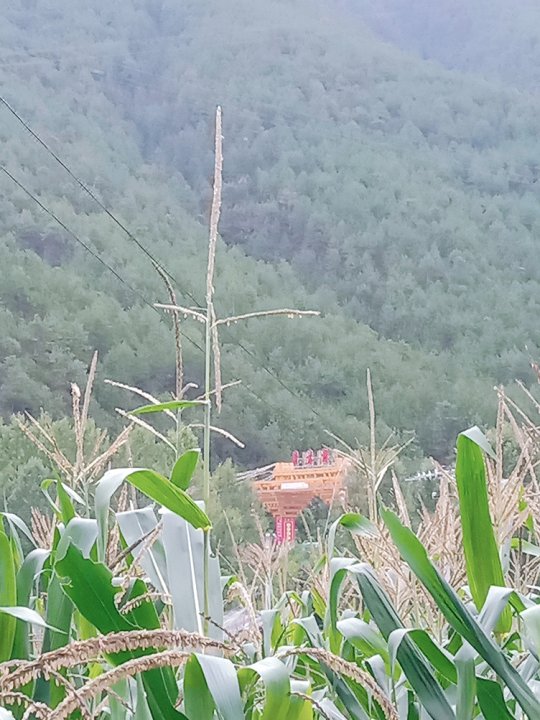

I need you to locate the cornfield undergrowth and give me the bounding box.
[3,404,540,719]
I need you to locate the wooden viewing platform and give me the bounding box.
[253,450,349,543]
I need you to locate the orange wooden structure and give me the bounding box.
[253,450,349,543]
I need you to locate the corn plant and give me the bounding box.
[2,420,540,719]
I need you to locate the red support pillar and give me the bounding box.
[275,516,296,544]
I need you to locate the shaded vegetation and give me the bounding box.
[2,0,540,471]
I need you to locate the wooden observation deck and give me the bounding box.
[253,449,349,543]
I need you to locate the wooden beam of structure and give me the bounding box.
[252,453,349,543]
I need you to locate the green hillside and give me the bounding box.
[92,0,540,379]
[2,0,539,466]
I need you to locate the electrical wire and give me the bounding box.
[0,164,206,356]
[0,94,197,303]
[0,94,327,426]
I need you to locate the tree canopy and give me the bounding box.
[1,0,539,468]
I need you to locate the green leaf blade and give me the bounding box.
[0,526,17,662]
[126,469,211,530]
[170,449,200,490]
[455,430,510,632]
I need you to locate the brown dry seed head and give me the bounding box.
[281,647,398,720]
[0,630,231,692]
[49,650,190,720]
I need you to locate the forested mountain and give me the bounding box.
[1,0,539,468]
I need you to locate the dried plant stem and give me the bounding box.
[201,106,224,637]
[110,523,159,572]
[216,309,319,326]
[82,424,133,480]
[115,408,175,452]
[15,416,71,476]
[189,423,245,448]
[210,305,223,412]
[153,262,184,398]
[367,368,377,522]
[154,303,207,324]
[105,379,177,421]
[227,581,261,647]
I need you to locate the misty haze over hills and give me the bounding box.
[346,0,540,89]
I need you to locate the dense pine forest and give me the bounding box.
[5,4,540,719]
[2,0,540,485]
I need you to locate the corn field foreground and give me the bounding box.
[2,383,540,720]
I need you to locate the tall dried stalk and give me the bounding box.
[153,262,184,399]
[16,352,133,494]
[329,370,412,524]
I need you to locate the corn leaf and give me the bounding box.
[184,654,243,720]
[0,513,35,547]
[95,467,211,562]
[327,512,377,560]
[455,428,510,632]
[170,449,200,490]
[161,508,223,639]
[325,557,356,652]
[117,507,168,594]
[0,525,17,662]
[127,470,210,529]
[238,657,291,720]
[476,678,514,719]
[56,544,184,720]
[11,548,48,660]
[455,646,476,720]
[382,508,540,719]
[131,400,206,415]
[351,563,456,720]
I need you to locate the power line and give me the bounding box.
[0,95,327,426]
[226,333,325,421]
[2,163,287,446]
[0,94,199,305]
[0,165,205,356]
[1,162,298,439]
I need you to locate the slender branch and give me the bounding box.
[83,424,133,480]
[202,106,223,638]
[215,308,319,326]
[210,305,223,411]
[104,379,177,421]
[367,368,377,522]
[110,524,161,572]
[195,379,242,401]
[114,409,176,452]
[154,303,207,324]
[189,423,245,448]
[291,692,333,720]
[80,351,98,449]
